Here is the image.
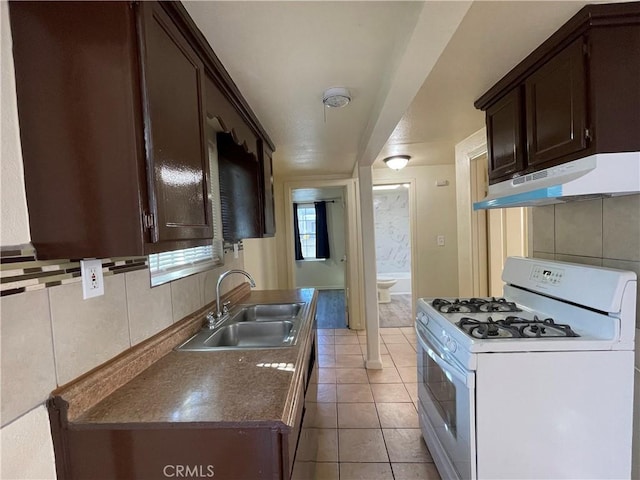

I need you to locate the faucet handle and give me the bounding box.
[222,300,231,314]
[205,311,216,329]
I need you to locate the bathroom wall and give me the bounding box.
[530,193,640,477]
[373,164,458,298]
[373,188,411,275]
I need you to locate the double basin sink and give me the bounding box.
[177,303,305,351]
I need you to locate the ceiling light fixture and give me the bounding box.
[322,87,351,108]
[383,155,410,171]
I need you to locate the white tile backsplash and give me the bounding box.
[0,289,56,425]
[49,275,130,385]
[1,252,246,427]
[603,195,640,262]
[554,198,603,258]
[125,269,173,346]
[170,273,204,323]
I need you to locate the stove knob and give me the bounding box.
[447,339,458,353]
[416,312,429,325]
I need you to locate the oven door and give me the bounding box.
[416,320,476,480]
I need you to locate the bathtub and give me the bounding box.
[384,272,411,295]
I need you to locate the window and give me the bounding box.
[149,130,224,286]
[297,204,317,259]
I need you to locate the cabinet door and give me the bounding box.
[486,88,525,183]
[217,133,263,241]
[260,142,276,237]
[525,38,587,168]
[139,2,213,246]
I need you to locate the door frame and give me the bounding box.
[456,128,489,297]
[284,178,363,330]
[456,127,529,296]
[371,179,418,322]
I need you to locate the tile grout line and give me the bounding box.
[317,326,430,479]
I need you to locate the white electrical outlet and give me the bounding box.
[80,259,104,299]
[437,235,446,246]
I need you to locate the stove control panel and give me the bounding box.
[530,265,565,286]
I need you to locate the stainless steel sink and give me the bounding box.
[176,303,304,351]
[232,303,304,322]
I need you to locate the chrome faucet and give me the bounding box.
[211,269,256,327]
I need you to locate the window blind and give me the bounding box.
[149,241,224,286]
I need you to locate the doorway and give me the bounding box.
[291,187,347,329]
[284,178,362,330]
[372,183,414,328]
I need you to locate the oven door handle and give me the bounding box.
[416,323,474,388]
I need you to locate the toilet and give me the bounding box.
[377,276,397,304]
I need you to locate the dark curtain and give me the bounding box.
[315,201,331,259]
[293,203,304,260]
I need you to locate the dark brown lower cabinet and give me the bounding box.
[49,387,308,480]
[61,426,281,479]
[48,338,318,480]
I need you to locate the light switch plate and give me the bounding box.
[80,259,104,299]
[437,235,446,246]
[233,243,239,259]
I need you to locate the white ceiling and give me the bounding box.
[184,1,592,177]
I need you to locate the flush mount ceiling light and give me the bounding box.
[322,87,351,108]
[383,155,411,171]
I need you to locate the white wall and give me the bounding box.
[294,198,346,289]
[0,406,56,479]
[373,164,458,298]
[242,237,278,290]
[1,2,30,246]
[272,178,290,289]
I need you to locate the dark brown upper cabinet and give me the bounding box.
[486,88,525,182]
[525,38,587,168]
[203,75,276,240]
[138,3,212,247]
[9,1,275,259]
[9,1,211,258]
[475,2,640,185]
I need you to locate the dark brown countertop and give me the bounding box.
[72,289,317,429]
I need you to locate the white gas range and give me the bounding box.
[415,256,637,480]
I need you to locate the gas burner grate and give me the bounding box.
[456,315,580,339]
[432,297,522,314]
[457,317,515,339]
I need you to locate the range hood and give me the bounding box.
[474,152,640,210]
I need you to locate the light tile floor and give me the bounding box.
[294,326,441,480]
